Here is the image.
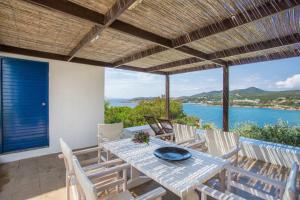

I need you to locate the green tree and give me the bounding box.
[105,97,199,128]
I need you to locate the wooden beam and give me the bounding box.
[146,57,202,72]
[165,74,170,119]
[223,65,229,132]
[67,0,138,61]
[209,33,300,59]
[172,0,300,47]
[228,49,300,66]
[0,44,166,74]
[175,46,227,66]
[110,21,172,47]
[112,46,168,67]
[120,65,166,75]
[167,64,219,75]
[24,0,105,24]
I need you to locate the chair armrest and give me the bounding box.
[176,138,196,145]
[83,158,123,171]
[135,187,166,200]
[221,147,240,160]
[196,184,246,200]
[185,139,206,148]
[58,147,101,159]
[154,133,174,138]
[227,165,286,189]
[87,163,130,179]
[73,146,102,156]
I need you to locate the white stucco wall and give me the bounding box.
[0,53,105,163]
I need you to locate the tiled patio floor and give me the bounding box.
[0,153,299,200]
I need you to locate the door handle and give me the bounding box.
[42,102,47,106]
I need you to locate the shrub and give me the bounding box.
[233,120,300,146]
[105,97,200,128]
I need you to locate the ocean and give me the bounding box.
[108,99,300,128]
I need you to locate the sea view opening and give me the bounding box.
[106,56,300,147]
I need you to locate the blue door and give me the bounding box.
[1,57,49,153]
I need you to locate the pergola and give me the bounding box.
[1,0,300,131]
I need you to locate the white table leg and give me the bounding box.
[181,190,199,200]
[127,166,151,189]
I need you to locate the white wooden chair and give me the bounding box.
[204,129,240,165]
[72,156,167,200]
[98,123,124,161]
[173,123,205,149]
[196,162,299,200]
[59,138,123,200]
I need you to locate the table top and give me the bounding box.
[102,138,229,198]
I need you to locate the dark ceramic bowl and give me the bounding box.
[154,146,192,161]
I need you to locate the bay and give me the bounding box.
[108,99,300,128]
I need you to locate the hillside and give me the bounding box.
[129,87,300,110]
[178,87,300,110]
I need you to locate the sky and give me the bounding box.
[105,57,300,99]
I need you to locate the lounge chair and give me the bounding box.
[144,115,174,141]
[157,118,173,134]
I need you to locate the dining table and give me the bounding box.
[101,137,230,200]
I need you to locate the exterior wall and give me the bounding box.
[0,53,105,163]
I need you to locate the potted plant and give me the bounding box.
[132,131,150,144]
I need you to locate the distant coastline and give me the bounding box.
[182,102,300,111]
[129,87,300,111]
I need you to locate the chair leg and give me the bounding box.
[66,173,73,200]
[201,192,207,200]
[219,169,226,192]
[234,153,238,166]
[97,148,101,163]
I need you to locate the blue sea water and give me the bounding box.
[108,100,300,128]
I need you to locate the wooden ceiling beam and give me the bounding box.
[172,0,300,47]
[24,0,105,24]
[112,46,168,67]
[209,33,300,60]
[167,49,300,75]
[175,46,226,66]
[67,0,138,61]
[227,49,300,66]
[146,57,203,72]
[0,44,165,75]
[167,64,219,75]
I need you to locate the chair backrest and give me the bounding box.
[205,129,239,157]
[144,115,164,135]
[157,118,173,134]
[282,163,299,200]
[60,138,74,174]
[72,157,98,200]
[173,124,196,144]
[98,122,123,142]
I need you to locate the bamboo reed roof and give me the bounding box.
[0,0,300,75]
